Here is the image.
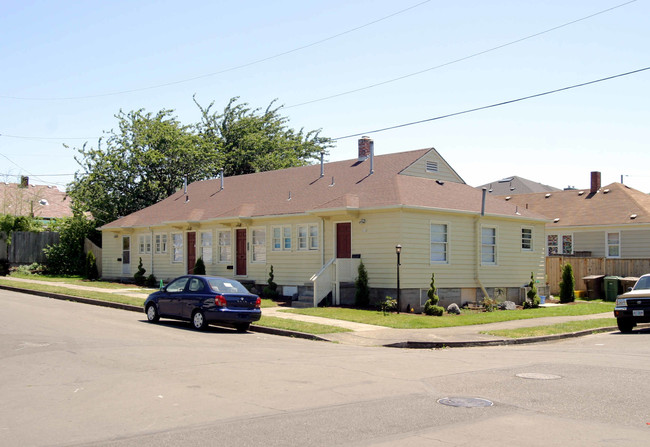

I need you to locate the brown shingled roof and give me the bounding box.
[0,183,73,219]
[501,183,650,227]
[101,149,545,229]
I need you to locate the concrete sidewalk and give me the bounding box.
[0,276,622,348]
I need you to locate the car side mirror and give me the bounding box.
[628,287,633,292]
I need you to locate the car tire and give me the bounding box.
[192,310,208,331]
[146,304,159,323]
[235,323,250,333]
[617,318,634,333]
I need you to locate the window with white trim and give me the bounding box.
[252,228,266,262]
[138,234,151,254]
[547,233,572,256]
[154,233,167,254]
[172,233,183,263]
[297,224,319,251]
[217,230,231,263]
[521,227,533,251]
[430,223,448,263]
[607,232,620,258]
[272,225,291,251]
[200,231,213,264]
[481,227,497,264]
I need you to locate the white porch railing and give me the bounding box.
[310,258,361,307]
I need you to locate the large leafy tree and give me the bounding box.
[68,99,331,226]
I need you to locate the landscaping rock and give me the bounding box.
[499,301,517,311]
[447,303,461,315]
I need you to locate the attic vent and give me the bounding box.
[603,189,611,194]
[426,161,438,173]
[553,218,560,223]
[38,199,49,206]
[545,193,552,198]
[578,191,584,196]
[630,214,638,219]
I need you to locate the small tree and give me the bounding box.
[85,251,99,280]
[44,214,96,275]
[423,272,444,316]
[145,274,158,288]
[193,257,206,275]
[355,260,370,308]
[263,265,279,300]
[559,262,576,303]
[134,257,146,285]
[524,272,540,308]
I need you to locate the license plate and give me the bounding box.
[633,310,644,317]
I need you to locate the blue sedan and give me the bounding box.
[144,275,262,332]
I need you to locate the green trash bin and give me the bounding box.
[603,276,621,301]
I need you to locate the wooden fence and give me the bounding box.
[2,231,60,264]
[546,256,650,295]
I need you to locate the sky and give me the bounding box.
[1,0,649,194]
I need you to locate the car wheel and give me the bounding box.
[146,304,159,323]
[235,323,250,333]
[192,310,208,331]
[617,318,634,333]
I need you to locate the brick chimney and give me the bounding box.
[358,136,372,161]
[590,171,601,194]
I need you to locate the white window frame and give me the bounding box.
[547,233,573,256]
[481,226,497,265]
[521,227,533,251]
[154,233,168,254]
[200,231,213,264]
[252,227,266,262]
[172,232,183,263]
[138,234,151,254]
[606,231,621,258]
[297,224,319,251]
[272,225,292,251]
[217,230,231,263]
[430,222,449,264]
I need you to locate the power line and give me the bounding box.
[0,0,431,101]
[333,66,650,140]
[285,0,638,109]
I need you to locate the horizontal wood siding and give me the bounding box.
[101,232,123,278]
[574,231,605,257]
[400,151,463,183]
[621,229,650,258]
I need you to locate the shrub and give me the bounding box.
[355,260,370,307]
[193,257,206,275]
[134,257,146,286]
[423,272,445,316]
[263,265,279,300]
[85,251,99,280]
[380,296,397,315]
[482,297,498,312]
[145,274,158,288]
[559,263,576,303]
[524,272,540,309]
[44,214,96,275]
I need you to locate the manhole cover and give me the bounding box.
[516,373,562,380]
[437,397,493,408]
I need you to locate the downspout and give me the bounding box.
[475,188,490,304]
[150,227,154,278]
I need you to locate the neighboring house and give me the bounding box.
[100,137,548,310]
[477,176,561,196]
[501,172,650,259]
[0,177,73,223]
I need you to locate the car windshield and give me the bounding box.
[633,276,650,291]
[207,278,250,294]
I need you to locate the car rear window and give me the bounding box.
[207,279,250,294]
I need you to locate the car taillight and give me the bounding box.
[255,296,261,309]
[215,294,227,307]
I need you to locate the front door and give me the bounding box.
[336,222,351,258]
[236,229,247,276]
[122,236,131,275]
[187,232,196,274]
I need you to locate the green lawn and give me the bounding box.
[256,316,351,334]
[282,302,615,329]
[8,272,157,291]
[482,318,617,338]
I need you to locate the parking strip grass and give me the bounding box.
[256,316,351,334]
[481,318,617,338]
[282,302,615,329]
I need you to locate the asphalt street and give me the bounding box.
[1,289,649,446]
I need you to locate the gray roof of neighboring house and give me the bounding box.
[477,176,561,196]
[101,148,547,230]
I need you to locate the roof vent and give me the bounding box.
[553,218,560,223]
[436,180,444,185]
[578,191,584,196]
[603,188,610,194]
[630,214,638,219]
[505,196,511,201]
[510,186,515,191]
[545,193,552,198]
[38,199,49,206]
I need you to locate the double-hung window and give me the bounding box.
[172,233,183,263]
[200,231,213,264]
[521,228,533,251]
[154,233,167,254]
[430,223,448,263]
[297,224,319,251]
[138,234,151,254]
[607,232,620,258]
[218,230,231,263]
[252,228,266,262]
[481,227,497,264]
[272,226,291,251]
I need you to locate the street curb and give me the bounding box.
[383,327,617,349]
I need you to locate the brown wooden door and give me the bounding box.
[336,222,351,258]
[187,232,196,274]
[236,229,247,276]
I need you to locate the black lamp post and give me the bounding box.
[396,244,402,314]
